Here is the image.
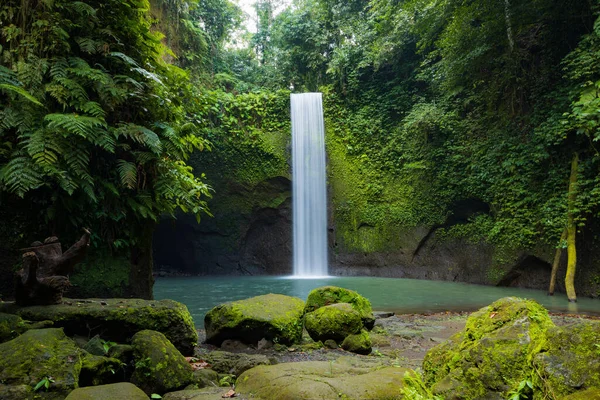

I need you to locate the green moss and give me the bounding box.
[304,286,375,329]
[131,330,193,395]
[0,328,82,398]
[423,297,555,399]
[0,298,197,355]
[304,303,363,343]
[204,294,305,345]
[533,321,600,398]
[341,330,372,355]
[69,250,129,298]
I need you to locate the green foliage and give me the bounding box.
[0,0,215,266]
[33,376,55,392]
[507,379,534,400]
[400,370,443,400]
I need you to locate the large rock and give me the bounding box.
[304,286,375,329]
[0,298,197,354]
[64,382,149,399]
[131,330,193,395]
[563,388,600,400]
[423,297,554,399]
[235,356,407,399]
[0,328,82,399]
[79,352,125,386]
[304,303,363,343]
[204,293,304,346]
[533,321,600,398]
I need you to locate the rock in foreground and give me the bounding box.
[304,302,363,342]
[0,298,197,354]
[204,293,304,346]
[64,382,149,400]
[235,356,407,399]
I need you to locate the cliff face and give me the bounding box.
[151,92,600,299]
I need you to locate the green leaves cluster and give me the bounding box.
[0,0,212,249]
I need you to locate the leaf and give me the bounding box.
[0,84,43,106]
[117,159,138,189]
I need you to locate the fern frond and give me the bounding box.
[66,1,97,17]
[116,159,137,189]
[78,101,106,118]
[132,67,164,85]
[0,65,20,86]
[0,155,44,196]
[53,77,88,103]
[0,84,43,106]
[109,52,140,68]
[132,151,157,165]
[50,58,69,79]
[58,172,78,195]
[62,141,92,184]
[45,113,107,138]
[114,123,162,154]
[26,129,62,167]
[76,37,100,54]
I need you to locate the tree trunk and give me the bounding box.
[548,228,567,295]
[128,220,155,300]
[565,153,578,302]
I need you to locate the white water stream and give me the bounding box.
[291,93,328,277]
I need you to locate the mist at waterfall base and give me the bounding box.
[154,276,600,327]
[291,93,328,278]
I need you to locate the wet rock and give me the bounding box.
[304,286,375,330]
[192,368,219,388]
[204,294,304,346]
[304,303,362,343]
[0,298,197,354]
[0,312,52,343]
[64,382,148,399]
[235,356,407,399]
[131,330,193,395]
[83,335,106,356]
[423,297,553,399]
[341,330,372,355]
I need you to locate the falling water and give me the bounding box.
[291,93,328,277]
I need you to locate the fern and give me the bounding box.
[26,128,62,167]
[79,101,106,118]
[114,123,162,154]
[0,84,43,106]
[45,113,107,138]
[0,155,44,197]
[117,159,138,189]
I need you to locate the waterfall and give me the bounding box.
[291,93,328,277]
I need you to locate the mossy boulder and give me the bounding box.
[193,368,219,388]
[162,387,226,400]
[0,312,53,343]
[0,298,197,354]
[236,356,407,399]
[0,328,82,399]
[533,321,600,398]
[423,297,553,399]
[64,382,149,399]
[304,286,375,329]
[341,329,372,355]
[204,293,304,346]
[304,302,363,343]
[131,330,193,395]
[204,350,271,376]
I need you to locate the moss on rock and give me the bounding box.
[304,303,363,343]
[304,286,375,330]
[0,328,82,399]
[79,352,125,387]
[422,297,554,399]
[341,329,372,355]
[64,382,148,400]
[0,298,197,354]
[533,321,600,398]
[563,388,600,400]
[131,330,194,395]
[0,312,53,343]
[204,294,304,346]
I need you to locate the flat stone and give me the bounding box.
[236,356,407,399]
